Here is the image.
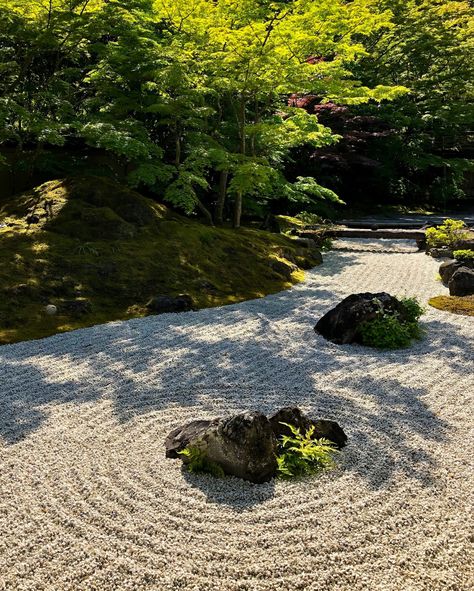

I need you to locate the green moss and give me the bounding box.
[428,295,474,317]
[0,177,321,345]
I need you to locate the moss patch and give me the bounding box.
[428,295,474,317]
[0,177,322,345]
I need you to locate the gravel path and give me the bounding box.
[1,241,473,591]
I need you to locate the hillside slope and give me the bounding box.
[0,177,322,344]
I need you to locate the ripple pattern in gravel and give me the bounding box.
[1,242,473,591]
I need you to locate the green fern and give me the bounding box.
[276,423,338,479]
[74,242,100,256]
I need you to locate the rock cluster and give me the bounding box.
[314,292,408,345]
[439,260,474,297]
[165,406,347,483]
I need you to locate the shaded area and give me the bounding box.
[0,177,320,344]
[2,247,470,495]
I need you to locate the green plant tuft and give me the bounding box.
[453,249,474,263]
[398,297,425,323]
[178,446,225,478]
[276,423,338,479]
[359,296,424,349]
[425,219,469,249]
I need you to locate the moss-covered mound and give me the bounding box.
[428,295,474,317]
[0,177,321,344]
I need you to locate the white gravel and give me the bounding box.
[1,240,473,591]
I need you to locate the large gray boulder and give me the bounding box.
[449,267,474,296]
[165,411,278,483]
[315,292,407,345]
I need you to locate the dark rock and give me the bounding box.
[26,214,41,225]
[449,267,474,296]
[315,292,407,345]
[439,260,462,285]
[312,419,348,449]
[269,407,313,440]
[428,247,453,259]
[416,236,427,251]
[165,419,217,459]
[61,299,92,316]
[269,259,298,280]
[269,406,347,449]
[456,239,474,251]
[147,294,193,314]
[165,411,278,484]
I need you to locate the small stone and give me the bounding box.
[45,304,57,315]
[147,294,193,314]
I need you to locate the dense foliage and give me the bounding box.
[425,218,470,247]
[453,249,474,262]
[291,0,474,211]
[359,296,424,349]
[0,0,472,223]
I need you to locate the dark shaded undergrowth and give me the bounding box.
[0,177,321,344]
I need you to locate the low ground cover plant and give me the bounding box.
[426,219,469,249]
[453,250,474,263]
[178,446,225,478]
[429,295,474,317]
[359,297,424,349]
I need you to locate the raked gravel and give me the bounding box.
[1,240,473,591]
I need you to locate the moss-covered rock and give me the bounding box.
[0,177,322,344]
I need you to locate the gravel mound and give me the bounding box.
[1,242,473,591]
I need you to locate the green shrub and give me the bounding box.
[295,211,324,225]
[276,423,338,479]
[425,219,469,248]
[359,296,424,349]
[398,296,425,323]
[453,249,474,263]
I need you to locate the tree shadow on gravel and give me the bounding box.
[181,468,276,511]
[0,259,470,501]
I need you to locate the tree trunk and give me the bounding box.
[175,123,181,167]
[197,198,214,226]
[233,97,246,229]
[233,192,242,229]
[215,170,228,225]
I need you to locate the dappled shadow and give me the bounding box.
[1,246,472,499]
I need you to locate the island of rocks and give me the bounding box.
[165,407,347,483]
